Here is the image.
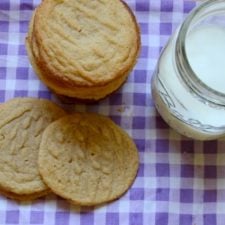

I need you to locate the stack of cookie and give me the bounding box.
[26,0,140,101]
[0,98,139,206]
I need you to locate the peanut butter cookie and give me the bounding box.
[0,98,66,200]
[38,113,139,205]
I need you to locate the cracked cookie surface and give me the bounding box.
[0,98,66,200]
[26,0,140,100]
[38,113,139,206]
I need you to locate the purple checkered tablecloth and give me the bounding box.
[1,0,225,224]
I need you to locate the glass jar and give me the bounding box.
[151,0,225,140]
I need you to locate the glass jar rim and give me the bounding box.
[175,0,225,106]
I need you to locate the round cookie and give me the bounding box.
[0,98,66,200]
[38,113,139,206]
[26,0,140,100]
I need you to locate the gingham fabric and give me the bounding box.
[0,0,225,225]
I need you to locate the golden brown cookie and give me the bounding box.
[0,98,66,200]
[26,0,140,100]
[38,113,139,206]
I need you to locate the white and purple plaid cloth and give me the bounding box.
[1,0,225,225]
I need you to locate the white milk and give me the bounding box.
[152,25,225,140]
[186,25,225,94]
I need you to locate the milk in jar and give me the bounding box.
[151,0,225,140]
